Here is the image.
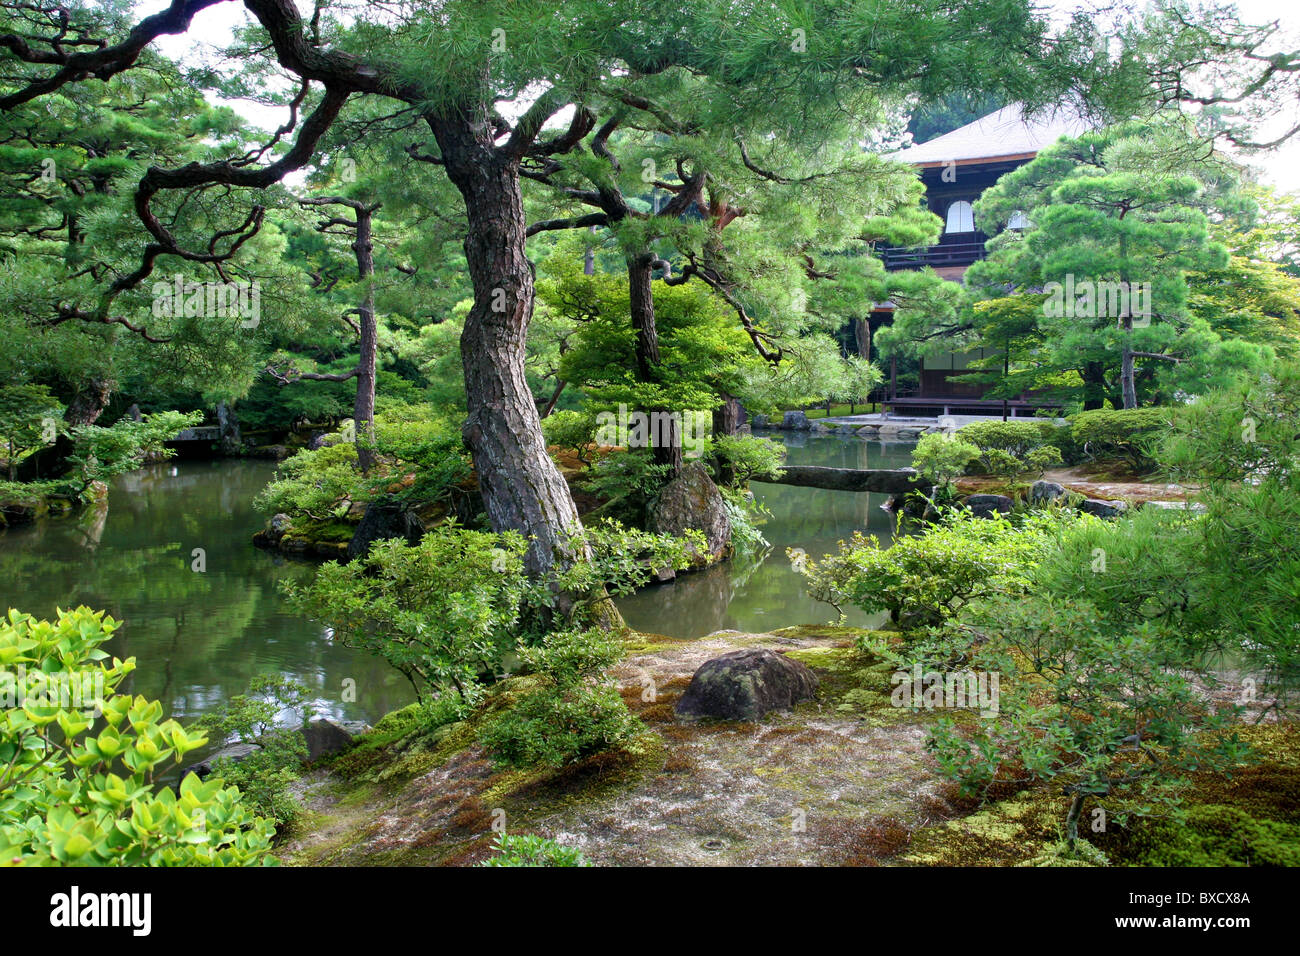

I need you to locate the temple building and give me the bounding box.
[867,104,1090,416]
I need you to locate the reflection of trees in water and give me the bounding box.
[0,461,412,727]
[621,561,737,637]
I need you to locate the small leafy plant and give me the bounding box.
[192,675,314,827]
[0,607,276,866]
[477,832,592,867]
[478,627,642,768]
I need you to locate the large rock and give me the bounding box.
[215,400,241,456]
[750,413,769,429]
[781,410,811,431]
[347,497,425,560]
[965,493,1014,518]
[1029,480,1067,505]
[179,742,261,783]
[269,512,292,539]
[1080,497,1127,519]
[302,718,371,761]
[648,462,730,562]
[675,648,819,721]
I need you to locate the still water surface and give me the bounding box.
[0,435,912,725]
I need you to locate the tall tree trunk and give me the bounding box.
[1082,362,1107,410]
[853,316,871,359]
[353,205,378,472]
[1119,315,1137,410]
[712,394,744,487]
[712,395,743,436]
[627,251,682,474]
[431,112,596,599]
[583,225,596,276]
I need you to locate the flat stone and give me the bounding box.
[180,742,261,783]
[303,718,371,761]
[1079,498,1127,518]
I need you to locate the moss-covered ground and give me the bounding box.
[278,626,1299,867]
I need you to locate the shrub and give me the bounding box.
[957,419,1067,477]
[0,607,276,866]
[706,433,786,488]
[192,676,314,827]
[64,411,202,493]
[926,594,1246,846]
[255,439,365,518]
[284,524,531,700]
[1069,407,1169,470]
[256,408,471,519]
[794,511,1084,627]
[542,410,600,464]
[478,627,642,768]
[0,384,62,479]
[958,419,1059,460]
[366,408,472,509]
[720,490,769,553]
[477,833,592,867]
[911,433,980,489]
[581,450,675,525]
[555,518,706,615]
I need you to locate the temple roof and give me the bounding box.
[891,103,1092,166]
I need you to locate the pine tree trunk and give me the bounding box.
[1120,316,1137,410]
[853,316,871,359]
[627,251,682,474]
[353,205,378,473]
[1082,362,1107,410]
[431,112,598,601]
[712,394,743,487]
[712,395,743,436]
[65,377,113,426]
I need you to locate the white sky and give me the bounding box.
[144,0,1300,192]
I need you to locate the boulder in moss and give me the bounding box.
[675,648,818,721]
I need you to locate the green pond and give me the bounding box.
[0,434,912,728]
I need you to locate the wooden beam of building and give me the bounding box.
[752,465,924,494]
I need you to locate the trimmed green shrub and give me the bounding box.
[911,433,980,489]
[256,407,472,519]
[794,511,1084,627]
[1069,407,1169,470]
[255,439,365,518]
[958,419,1066,476]
[0,607,276,866]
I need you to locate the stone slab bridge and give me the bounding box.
[752,466,925,494]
